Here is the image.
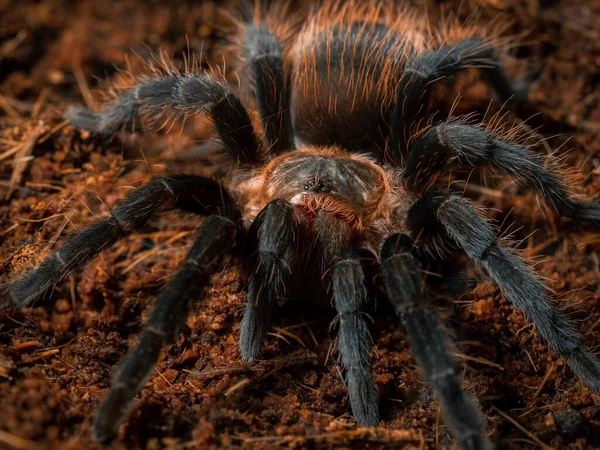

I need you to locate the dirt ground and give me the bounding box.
[1,0,600,449]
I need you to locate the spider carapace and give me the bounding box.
[6,2,600,449]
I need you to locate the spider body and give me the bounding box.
[235,146,409,310]
[291,23,400,151]
[6,1,600,449]
[237,147,405,248]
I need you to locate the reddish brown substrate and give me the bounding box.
[1,1,600,449]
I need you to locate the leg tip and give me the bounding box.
[64,105,93,126]
[0,283,13,311]
[239,309,267,362]
[354,412,380,428]
[7,276,46,310]
[459,434,493,450]
[91,387,133,444]
[347,370,380,428]
[565,347,600,395]
[575,201,600,227]
[64,105,109,135]
[239,342,263,363]
[91,419,119,444]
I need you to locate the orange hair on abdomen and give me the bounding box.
[291,1,429,114]
[288,1,429,152]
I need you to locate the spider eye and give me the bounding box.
[318,181,330,193]
[303,179,330,193]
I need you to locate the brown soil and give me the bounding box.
[1,1,600,449]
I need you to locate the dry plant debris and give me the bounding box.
[1,1,600,449]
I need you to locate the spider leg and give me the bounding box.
[239,199,296,362]
[404,122,600,225]
[381,234,491,450]
[65,75,262,165]
[242,19,294,152]
[331,248,379,427]
[7,175,237,309]
[92,214,238,443]
[408,192,600,394]
[390,38,525,160]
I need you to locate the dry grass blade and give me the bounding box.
[184,349,318,381]
[239,428,424,445]
[5,125,44,200]
[225,378,250,396]
[0,429,38,450]
[492,406,554,450]
[0,143,24,163]
[534,363,557,397]
[452,352,505,371]
[1,1,599,448]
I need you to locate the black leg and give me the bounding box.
[8,175,237,309]
[331,248,379,427]
[65,75,263,165]
[239,199,296,362]
[407,193,600,394]
[390,38,525,161]
[92,214,238,443]
[243,21,294,153]
[380,234,491,450]
[403,122,600,225]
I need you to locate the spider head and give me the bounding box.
[258,146,390,228]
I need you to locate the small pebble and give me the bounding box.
[55,299,71,313]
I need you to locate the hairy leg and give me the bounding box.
[331,248,379,427]
[8,175,236,309]
[390,38,525,161]
[381,234,491,450]
[92,215,238,443]
[66,75,263,165]
[242,20,294,152]
[403,122,600,225]
[239,199,296,361]
[408,193,600,393]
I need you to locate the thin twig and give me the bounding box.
[6,126,44,200]
[534,363,557,397]
[452,352,505,371]
[491,406,554,450]
[0,429,38,450]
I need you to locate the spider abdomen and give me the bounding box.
[291,21,406,153]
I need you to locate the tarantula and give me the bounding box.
[5,1,600,449]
